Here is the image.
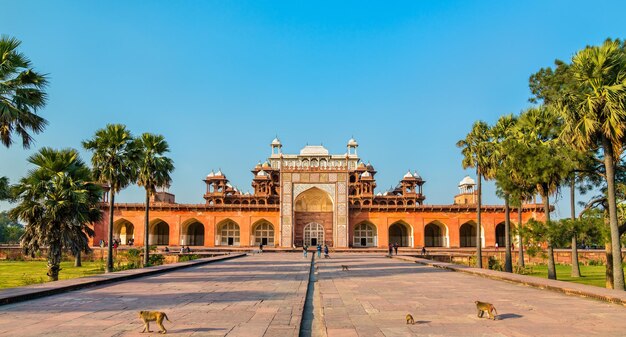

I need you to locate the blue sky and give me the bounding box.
[1,1,625,218]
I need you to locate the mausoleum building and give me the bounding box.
[94,139,546,249]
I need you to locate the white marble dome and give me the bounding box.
[459,175,476,186]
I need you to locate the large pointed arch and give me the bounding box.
[251,219,275,246]
[149,218,170,245]
[113,219,134,245]
[216,219,240,246]
[389,220,413,247]
[495,222,506,248]
[353,221,377,247]
[181,218,205,246]
[424,220,449,247]
[459,220,485,248]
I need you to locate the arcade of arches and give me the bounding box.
[98,213,539,249]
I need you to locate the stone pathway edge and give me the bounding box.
[392,255,626,307]
[0,253,246,306]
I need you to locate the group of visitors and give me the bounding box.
[387,242,399,256]
[303,243,329,258]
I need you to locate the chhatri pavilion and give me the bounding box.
[93,138,546,249]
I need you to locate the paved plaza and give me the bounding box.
[1,253,626,336]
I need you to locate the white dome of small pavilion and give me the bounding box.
[459,175,475,186]
[348,138,358,146]
[300,145,329,156]
[257,170,269,177]
[403,170,414,179]
[215,169,223,176]
[206,171,215,178]
[271,137,281,146]
[361,171,371,178]
[413,171,422,180]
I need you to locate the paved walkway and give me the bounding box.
[314,254,626,337]
[0,253,309,337]
[2,253,626,336]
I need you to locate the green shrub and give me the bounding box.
[488,256,503,271]
[514,265,534,275]
[587,259,603,266]
[21,273,45,286]
[179,254,199,262]
[148,254,164,266]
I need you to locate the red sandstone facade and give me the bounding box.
[93,139,546,249]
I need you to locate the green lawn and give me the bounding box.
[0,260,105,289]
[527,264,625,288]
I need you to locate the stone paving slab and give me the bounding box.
[393,255,626,306]
[0,253,246,306]
[315,253,626,337]
[0,253,310,337]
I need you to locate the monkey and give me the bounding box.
[138,311,170,334]
[475,301,498,320]
[341,265,349,271]
[406,313,415,324]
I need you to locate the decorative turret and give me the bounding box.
[454,175,477,205]
[271,137,282,157]
[347,137,358,157]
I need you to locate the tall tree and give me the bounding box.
[554,39,626,290]
[0,176,10,201]
[491,114,518,272]
[570,176,581,277]
[83,124,137,273]
[515,106,575,280]
[457,121,493,268]
[9,148,101,281]
[0,35,48,149]
[136,133,174,266]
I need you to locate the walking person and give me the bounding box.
[388,243,393,256]
[303,245,308,258]
[393,242,399,255]
[317,244,322,258]
[323,244,329,258]
[421,246,426,256]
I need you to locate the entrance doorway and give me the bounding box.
[389,222,411,247]
[304,222,324,247]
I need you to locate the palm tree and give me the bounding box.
[0,176,10,201]
[515,106,575,280]
[83,124,137,273]
[557,39,626,290]
[9,148,101,281]
[457,121,492,268]
[492,114,518,272]
[136,133,174,266]
[0,35,48,149]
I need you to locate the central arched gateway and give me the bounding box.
[389,222,412,247]
[294,187,333,247]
